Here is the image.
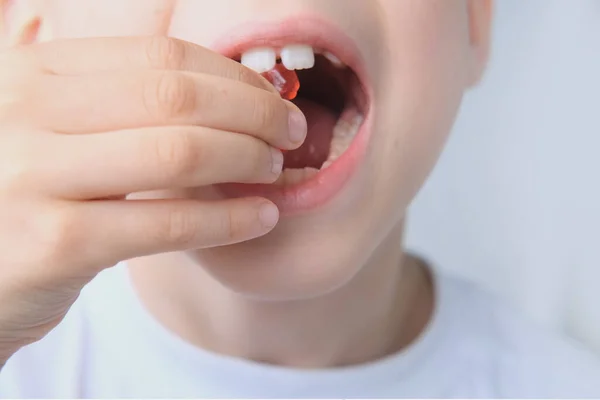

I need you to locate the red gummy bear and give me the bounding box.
[261,63,300,101]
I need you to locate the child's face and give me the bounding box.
[36,0,491,299]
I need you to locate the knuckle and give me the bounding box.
[144,36,187,69]
[0,71,36,124]
[221,207,242,241]
[221,208,238,241]
[238,140,268,180]
[0,47,37,80]
[251,142,271,176]
[34,207,80,266]
[144,72,197,121]
[193,81,217,114]
[0,135,36,192]
[235,65,259,87]
[251,94,280,132]
[0,158,31,192]
[150,130,202,181]
[159,208,197,245]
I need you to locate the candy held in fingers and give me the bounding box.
[262,64,301,152]
[261,63,300,101]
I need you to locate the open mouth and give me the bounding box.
[235,46,369,187]
[216,18,372,214]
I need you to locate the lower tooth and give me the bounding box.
[277,167,319,186]
[322,160,333,170]
[332,109,364,139]
[325,139,351,163]
[286,169,305,185]
[304,167,319,179]
[323,110,364,165]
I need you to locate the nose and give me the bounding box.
[167,0,340,50]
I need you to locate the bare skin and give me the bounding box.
[0,0,492,368]
[0,36,307,362]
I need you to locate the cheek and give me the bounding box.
[369,1,470,208]
[43,0,174,38]
[381,0,470,122]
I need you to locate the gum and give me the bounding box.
[261,63,300,101]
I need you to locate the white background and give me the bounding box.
[406,0,600,353]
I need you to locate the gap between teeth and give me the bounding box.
[240,45,346,73]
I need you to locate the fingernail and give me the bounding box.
[270,147,284,175]
[286,102,307,144]
[259,202,279,229]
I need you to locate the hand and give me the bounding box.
[0,36,306,363]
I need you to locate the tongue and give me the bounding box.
[284,99,338,169]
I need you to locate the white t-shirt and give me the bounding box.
[1,263,599,398]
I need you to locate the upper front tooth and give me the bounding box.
[281,45,315,70]
[241,48,277,73]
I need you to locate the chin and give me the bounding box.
[185,212,382,301]
[182,83,463,302]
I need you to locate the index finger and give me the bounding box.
[11,36,278,93]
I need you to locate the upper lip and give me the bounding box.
[211,15,371,96]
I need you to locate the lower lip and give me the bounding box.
[217,114,371,216]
